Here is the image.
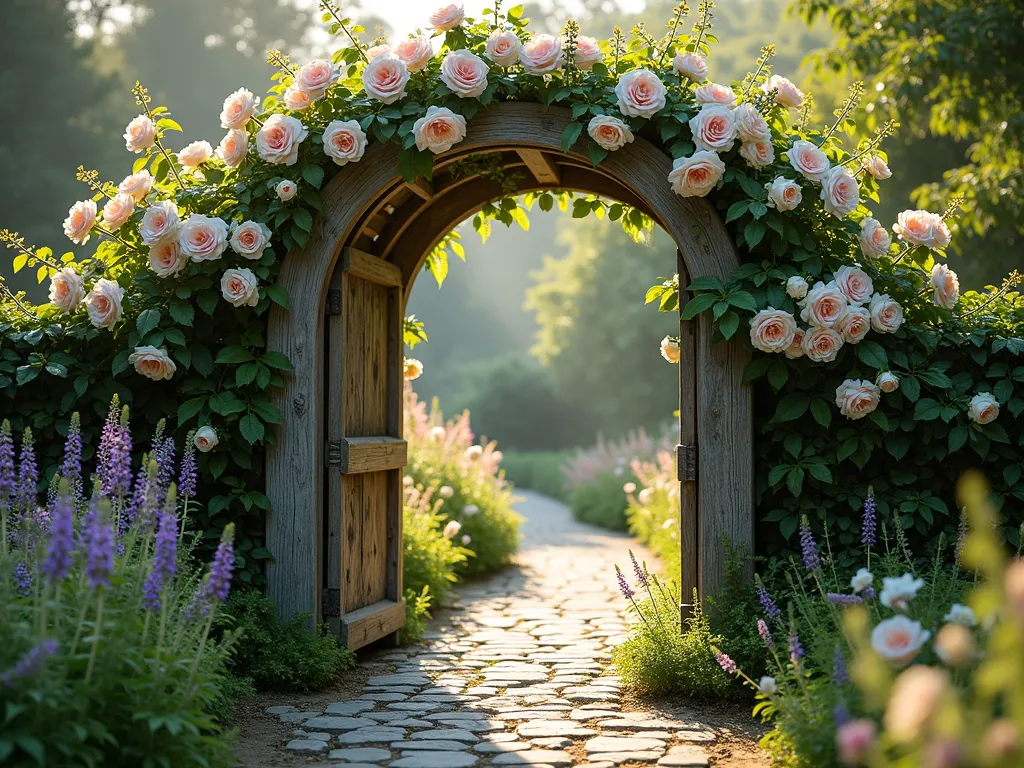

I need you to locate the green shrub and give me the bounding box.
[402,488,468,612]
[500,450,573,500]
[221,589,355,692]
[570,471,633,531]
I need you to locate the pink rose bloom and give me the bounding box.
[784,328,805,359]
[740,139,774,169]
[148,239,188,278]
[229,220,273,260]
[429,4,465,32]
[1006,560,1024,622]
[968,392,999,425]
[216,129,248,167]
[128,346,177,381]
[574,35,603,70]
[362,55,411,104]
[413,105,467,154]
[219,87,260,129]
[763,74,804,108]
[63,199,97,245]
[863,154,891,180]
[788,139,831,182]
[689,104,737,152]
[868,293,904,334]
[394,35,433,72]
[295,59,340,99]
[749,308,797,353]
[440,49,489,98]
[48,267,84,314]
[485,30,521,67]
[177,140,213,170]
[835,306,871,343]
[221,267,260,307]
[117,170,154,202]
[616,69,668,118]
[876,371,900,393]
[276,180,297,201]
[800,280,849,328]
[874,619,931,670]
[765,177,802,211]
[283,85,312,112]
[836,379,880,419]
[930,263,960,309]
[668,150,726,198]
[884,665,946,741]
[365,44,391,60]
[256,114,308,166]
[520,34,564,75]
[124,114,157,153]
[893,209,951,248]
[588,115,634,151]
[802,326,844,362]
[673,52,707,82]
[859,217,891,257]
[85,278,124,330]
[178,214,229,262]
[734,102,771,143]
[140,200,180,246]
[836,719,876,766]
[820,165,860,218]
[102,193,135,230]
[323,119,368,166]
[834,265,874,305]
[693,82,736,106]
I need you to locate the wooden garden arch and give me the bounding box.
[266,102,753,649]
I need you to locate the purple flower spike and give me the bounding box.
[615,565,635,600]
[833,705,850,727]
[715,652,737,674]
[84,502,114,590]
[757,618,774,650]
[60,414,84,504]
[861,487,877,548]
[144,494,178,611]
[833,645,848,686]
[756,578,781,620]
[788,633,805,664]
[0,639,59,687]
[862,586,876,600]
[16,428,38,514]
[799,516,820,571]
[207,525,235,602]
[42,486,75,583]
[97,399,132,500]
[155,437,176,505]
[14,561,32,595]
[178,436,197,501]
[0,420,16,515]
[827,593,865,606]
[629,550,648,588]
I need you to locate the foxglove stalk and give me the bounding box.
[42,485,75,583]
[715,652,737,673]
[861,487,877,548]
[0,640,59,687]
[799,515,820,571]
[757,618,774,649]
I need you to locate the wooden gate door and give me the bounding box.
[324,247,407,649]
[676,251,699,617]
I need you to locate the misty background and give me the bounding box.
[1,0,1011,452]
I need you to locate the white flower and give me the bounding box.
[394,35,434,72]
[229,220,272,260]
[863,155,891,180]
[128,346,176,381]
[439,485,455,499]
[220,87,260,129]
[876,371,900,394]
[851,568,874,594]
[734,102,771,142]
[892,209,951,249]
[638,488,654,505]
[758,676,777,696]
[519,34,563,75]
[48,268,85,314]
[762,74,804,108]
[748,308,797,354]
[872,616,930,666]
[220,267,259,307]
[673,52,707,82]
[834,265,874,306]
[786,276,808,300]
[429,4,465,32]
[623,482,637,494]
[820,165,860,218]
[465,446,483,461]
[443,520,462,539]
[63,200,97,245]
[689,104,737,153]
[802,326,844,362]
[295,59,340,100]
[668,151,726,198]
[660,336,680,363]
[178,214,229,262]
[177,140,213,170]
[800,280,849,328]
[868,293,904,334]
[463,504,479,516]
[968,392,1000,425]
[588,115,634,151]
[930,264,960,309]
[403,475,414,487]
[123,114,157,153]
[880,573,925,612]
[739,139,774,168]
[216,129,248,167]
[429,426,446,441]
[693,82,736,106]
[85,278,124,329]
[835,306,871,344]
[404,357,424,381]
[440,49,489,98]
[765,177,803,211]
[140,200,180,246]
[102,193,135,230]
[859,218,891,258]
[835,379,880,419]
[323,119,368,166]
[255,114,308,166]
[148,240,188,278]
[484,29,521,67]
[194,426,219,452]
[276,180,297,201]
[788,139,830,182]
[117,170,154,202]
[413,106,467,154]
[615,69,667,118]
[943,604,977,627]
[461,534,472,546]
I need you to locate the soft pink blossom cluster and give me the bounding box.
[563,428,674,489]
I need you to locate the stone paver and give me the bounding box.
[257,491,713,767]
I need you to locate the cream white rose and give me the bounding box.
[85,278,124,329]
[851,568,874,593]
[660,336,680,363]
[616,69,667,118]
[673,52,707,82]
[404,357,424,381]
[276,180,297,201]
[834,265,874,305]
[194,426,219,452]
[880,573,925,612]
[876,371,900,393]
[178,214,229,262]
[365,44,391,60]
[930,264,960,309]
[668,150,726,198]
[220,267,259,307]
[734,102,771,142]
[786,275,808,300]
[48,267,85,314]
[740,139,774,168]
[574,36,603,70]
[256,114,308,166]
[394,35,433,72]
[520,34,564,75]
[413,105,467,154]
[588,115,634,151]
[892,209,951,249]
[63,200,97,245]
[229,220,272,260]
[868,293,904,334]
[694,82,736,106]
[763,74,804,108]
[484,29,521,67]
[128,346,176,381]
[323,120,368,166]
[102,193,135,230]
[440,49,489,98]
[148,239,188,278]
[362,54,411,105]
[835,306,871,343]
[219,87,260,129]
[430,4,465,31]
[802,326,844,362]
[872,617,930,667]
[944,604,978,627]
[765,177,803,211]
[784,328,805,359]
[859,217,891,257]
[749,308,797,353]
[443,519,462,539]
[800,280,848,328]
[283,85,312,112]
[177,140,213,170]
[216,129,248,167]
[124,115,157,153]
[863,155,891,180]
[758,677,777,696]
[689,104,737,152]
[788,139,831,182]
[820,165,860,218]
[117,170,154,202]
[140,200,180,246]
[968,392,1000,425]
[836,378,881,419]
[295,59,340,99]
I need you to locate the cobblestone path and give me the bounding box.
[262,491,712,767]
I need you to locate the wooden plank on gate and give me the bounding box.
[339,437,408,473]
[342,247,402,287]
[340,599,407,650]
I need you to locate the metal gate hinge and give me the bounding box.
[322,587,341,617]
[325,439,343,468]
[326,288,342,316]
[677,443,697,482]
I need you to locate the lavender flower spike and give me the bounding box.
[861,486,877,548]
[14,561,32,595]
[827,593,865,607]
[757,618,774,650]
[144,488,179,611]
[16,428,38,514]
[833,645,848,686]
[0,420,16,516]
[615,564,635,600]
[1,640,59,687]
[798,515,820,571]
[42,482,75,583]
[788,633,805,664]
[629,549,648,588]
[84,499,114,590]
[207,523,235,603]
[60,413,84,504]
[755,575,781,620]
[178,433,197,501]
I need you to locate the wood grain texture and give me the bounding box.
[340,437,408,474]
[343,247,402,287]
[676,251,699,616]
[340,599,406,651]
[516,148,561,184]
